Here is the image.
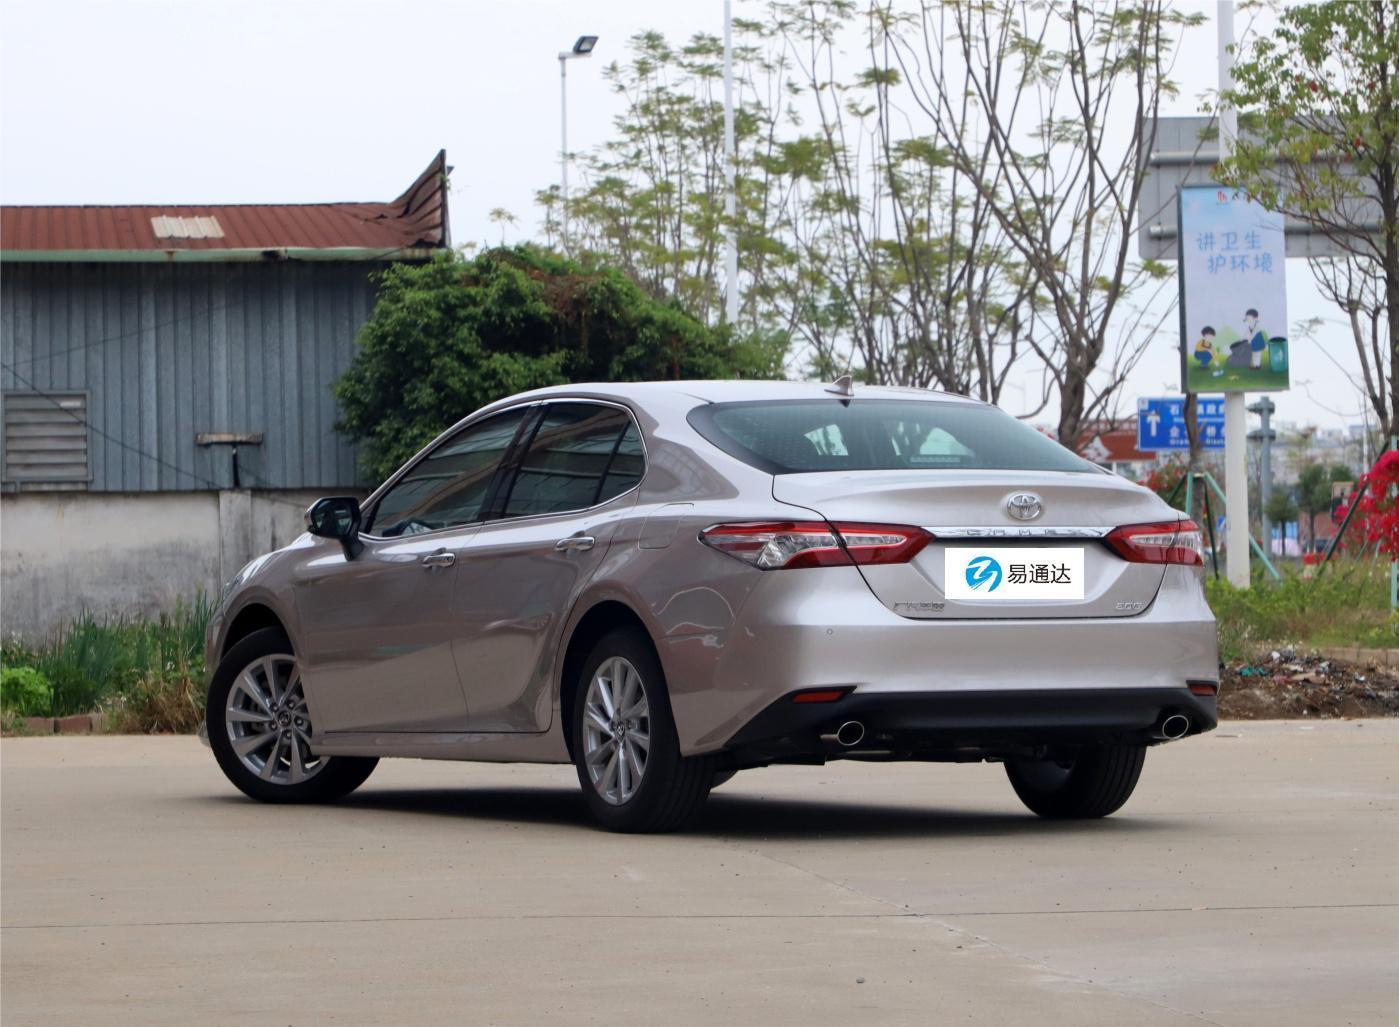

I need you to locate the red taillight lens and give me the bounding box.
[1105,520,1205,566]
[699,521,931,570]
[790,688,851,704]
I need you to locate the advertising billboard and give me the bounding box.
[1178,185,1289,393]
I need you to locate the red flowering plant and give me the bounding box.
[1334,451,1399,560]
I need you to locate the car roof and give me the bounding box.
[505,380,986,407]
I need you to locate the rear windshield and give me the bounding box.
[687,399,1095,474]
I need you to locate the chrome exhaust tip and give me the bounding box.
[835,721,865,747]
[1157,713,1190,741]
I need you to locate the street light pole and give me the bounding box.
[559,54,569,249]
[558,35,598,253]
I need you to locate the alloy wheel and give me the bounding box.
[224,654,326,786]
[582,656,651,805]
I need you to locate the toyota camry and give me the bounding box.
[204,380,1219,832]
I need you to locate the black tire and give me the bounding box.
[208,627,377,804]
[1006,744,1146,819]
[570,626,714,833]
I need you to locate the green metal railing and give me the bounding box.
[1165,470,1282,582]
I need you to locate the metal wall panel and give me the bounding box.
[0,261,385,491]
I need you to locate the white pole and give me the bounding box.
[1219,0,1250,586]
[722,0,739,325]
[560,56,570,252]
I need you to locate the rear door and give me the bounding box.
[451,402,645,732]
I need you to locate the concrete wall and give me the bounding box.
[0,489,331,641]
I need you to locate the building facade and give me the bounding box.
[1,153,449,638]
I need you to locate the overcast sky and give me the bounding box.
[0,0,1370,433]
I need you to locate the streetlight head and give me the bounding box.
[572,35,598,55]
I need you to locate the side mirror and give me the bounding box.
[305,496,363,559]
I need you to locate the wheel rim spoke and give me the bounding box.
[582,656,650,806]
[225,653,326,788]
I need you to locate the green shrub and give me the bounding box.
[0,666,52,717]
[1207,558,1394,661]
[2,597,215,726]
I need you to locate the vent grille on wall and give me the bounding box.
[2,391,91,489]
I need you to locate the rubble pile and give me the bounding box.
[1218,648,1399,719]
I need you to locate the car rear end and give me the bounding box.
[677,391,1219,767]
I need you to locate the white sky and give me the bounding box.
[0,0,1370,432]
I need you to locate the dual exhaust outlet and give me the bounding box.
[821,715,1190,748]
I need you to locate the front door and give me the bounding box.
[451,403,645,732]
[293,407,532,734]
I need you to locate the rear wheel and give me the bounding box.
[571,627,714,832]
[208,627,377,804]
[1006,744,1146,819]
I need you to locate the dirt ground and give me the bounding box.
[1219,649,1399,719]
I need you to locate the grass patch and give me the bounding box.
[1,597,214,731]
[1207,557,1395,661]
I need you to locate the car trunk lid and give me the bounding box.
[773,470,1171,619]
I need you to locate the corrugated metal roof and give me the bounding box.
[0,151,449,261]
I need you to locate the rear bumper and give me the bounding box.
[659,564,1219,755]
[722,686,1218,767]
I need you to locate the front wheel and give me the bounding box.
[1006,744,1146,819]
[571,627,714,832]
[208,627,377,804]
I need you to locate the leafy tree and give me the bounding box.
[1264,488,1299,545]
[334,247,784,481]
[866,0,1197,442]
[1221,0,1399,438]
[1295,462,1356,549]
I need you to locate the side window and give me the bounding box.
[501,404,641,518]
[368,409,528,537]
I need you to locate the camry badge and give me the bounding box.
[1005,493,1043,521]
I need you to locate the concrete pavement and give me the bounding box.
[3,721,1396,1025]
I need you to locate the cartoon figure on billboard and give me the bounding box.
[1244,308,1268,368]
[1193,328,1221,376]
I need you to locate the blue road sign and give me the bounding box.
[1137,396,1225,452]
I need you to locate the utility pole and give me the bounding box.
[1218,0,1251,586]
[722,0,739,325]
[1248,396,1276,556]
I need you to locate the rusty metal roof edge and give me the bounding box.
[0,246,441,263]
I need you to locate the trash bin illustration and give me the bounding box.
[1268,337,1288,373]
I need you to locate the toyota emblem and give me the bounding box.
[1005,493,1043,521]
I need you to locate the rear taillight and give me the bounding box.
[1105,520,1205,566]
[699,521,931,570]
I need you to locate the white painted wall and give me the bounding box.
[0,490,330,641]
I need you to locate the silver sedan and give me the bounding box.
[204,381,1218,831]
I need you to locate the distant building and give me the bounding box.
[1075,422,1157,480]
[0,152,449,637]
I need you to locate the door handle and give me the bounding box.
[421,550,456,568]
[554,535,596,553]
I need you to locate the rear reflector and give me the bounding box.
[700,521,931,570]
[790,688,850,704]
[1105,520,1205,566]
[1187,681,1219,697]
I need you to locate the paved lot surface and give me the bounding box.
[3,721,1397,1026]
